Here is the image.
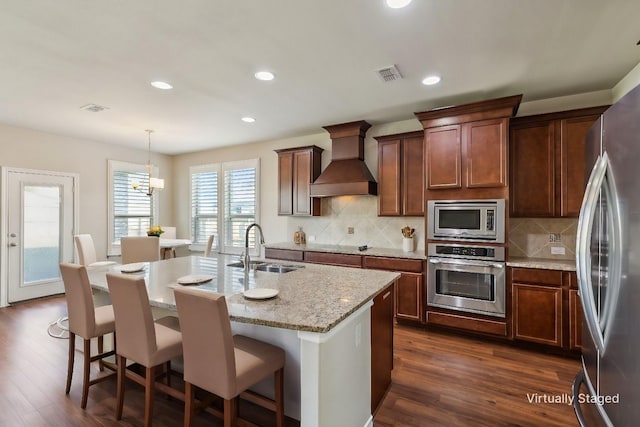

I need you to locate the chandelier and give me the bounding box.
[132,129,164,196]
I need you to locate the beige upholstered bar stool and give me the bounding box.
[106,273,182,427]
[74,234,116,267]
[59,263,116,409]
[174,287,285,427]
[120,236,161,264]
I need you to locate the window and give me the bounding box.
[190,159,259,255]
[108,160,158,255]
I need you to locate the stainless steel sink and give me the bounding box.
[226,260,266,268]
[255,263,303,273]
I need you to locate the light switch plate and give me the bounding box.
[551,246,566,255]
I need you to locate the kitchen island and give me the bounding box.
[87,255,399,427]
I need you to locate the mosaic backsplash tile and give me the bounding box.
[285,196,425,251]
[509,218,577,260]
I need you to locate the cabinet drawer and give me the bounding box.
[363,256,423,273]
[304,251,362,268]
[264,248,304,262]
[511,268,562,286]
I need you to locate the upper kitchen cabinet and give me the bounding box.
[415,95,522,199]
[375,131,425,216]
[509,106,608,217]
[275,146,323,216]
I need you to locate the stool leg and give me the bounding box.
[144,366,155,427]
[184,382,194,427]
[224,397,238,427]
[65,332,75,394]
[81,339,91,409]
[115,355,126,420]
[98,335,104,372]
[275,368,285,427]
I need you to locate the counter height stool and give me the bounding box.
[120,236,161,264]
[59,263,116,409]
[106,273,183,427]
[203,234,216,257]
[174,287,285,427]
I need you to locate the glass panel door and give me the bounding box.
[6,169,77,303]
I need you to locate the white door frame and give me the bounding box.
[0,167,79,307]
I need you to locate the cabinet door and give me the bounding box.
[513,283,563,347]
[395,272,422,322]
[377,139,402,216]
[425,125,461,189]
[402,136,425,215]
[371,284,394,413]
[277,151,294,215]
[569,289,583,350]
[559,115,600,217]
[465,118,507,188]
[510,122,555,216]
[292,150,314,216]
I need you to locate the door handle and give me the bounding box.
[9,243,17,247]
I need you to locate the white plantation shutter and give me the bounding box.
[190,166,218,245]
[189,159,259,255]
[108,160,158,255]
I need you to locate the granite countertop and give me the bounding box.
[87,255,399,334]
[507,256,576,271]
[265,242,427,260]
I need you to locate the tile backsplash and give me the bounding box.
[509,218,577,260]
[285,196,425,251]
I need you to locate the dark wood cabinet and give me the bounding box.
[363,256,424,323]
[513,283,563,347]
[509,107,608,217]
[375,131,424,216]
[303,251,362,268]
[275,146,323,216]
[569,289,582,350]
[370,284,394,414]
[416,95,520,199]
[264,248,304,262]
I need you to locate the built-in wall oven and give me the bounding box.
[427,243,506,318]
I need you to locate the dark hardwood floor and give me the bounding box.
[0,296,580,426]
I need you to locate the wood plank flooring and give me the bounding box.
[0,296,580,426]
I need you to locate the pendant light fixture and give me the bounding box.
[132,129,164,196]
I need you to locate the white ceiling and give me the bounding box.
[1,1,639,155]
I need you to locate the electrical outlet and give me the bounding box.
[551,246,566,255]
[307,235,316,242]
[549,233,561,243]
[347,227,354,234]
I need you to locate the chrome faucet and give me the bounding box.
[244,223,265,273]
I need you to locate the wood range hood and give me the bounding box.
[309,120,378,197]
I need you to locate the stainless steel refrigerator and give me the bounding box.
[573,83,640,426]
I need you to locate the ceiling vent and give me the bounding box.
[376,65,403,82]
[80,103,109,112]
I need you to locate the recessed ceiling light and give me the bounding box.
[254,71,275,81]
[150,81,173,90]
[422,75,441,86]
[386,0,412,8]
[241,117,256,123]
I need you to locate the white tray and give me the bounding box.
[177,274,214,285]
[120,263,145,273]
[243,288,279,300]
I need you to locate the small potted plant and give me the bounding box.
[147,225,164,237]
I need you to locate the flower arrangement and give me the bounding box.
[147,225,164,237]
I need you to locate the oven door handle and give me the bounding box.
[428,258,504,269]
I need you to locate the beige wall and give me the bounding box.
[0,123,173,260]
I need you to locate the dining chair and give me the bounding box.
[174,287,285,427]
[106,273,183,427]
[74,234,117,267]
[160,226,176,239]
[59,263,116,409]
[203,234,216,257]
[120,236,160,264]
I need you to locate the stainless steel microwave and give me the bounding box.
[427,199,505,243]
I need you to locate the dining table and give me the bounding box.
[86,254,399,427]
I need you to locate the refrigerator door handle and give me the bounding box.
[576,154,608,353]
[572,371,588,427]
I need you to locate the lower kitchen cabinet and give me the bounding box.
[511,267,581,349]
[371,283,394,414]
[363,256,424,323]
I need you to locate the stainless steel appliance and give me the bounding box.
[427,243,506,318]
[427,199,505,243]
[572,84,640,426]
